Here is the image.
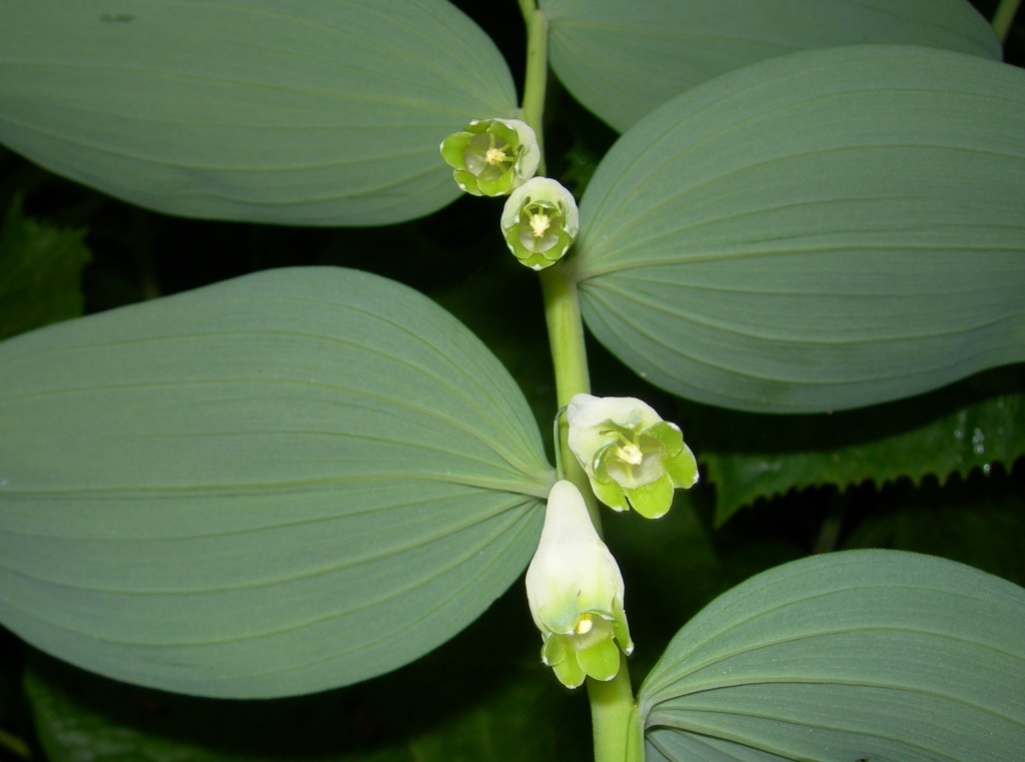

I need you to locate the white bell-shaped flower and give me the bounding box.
[526,480,632,688]
[439,118,540,197]
[567,394,698,519]
[500,177,579,271]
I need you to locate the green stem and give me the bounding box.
[518,0,549,174]
[587,653,645,762]
[993,0,1021,42]
[519,5,643,760]
[541,234,646,762]
[539,266,602,531]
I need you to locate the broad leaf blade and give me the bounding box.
[639,550,1025,761]
[0,267,552,698]
[25,591,590,762]
[573,46,1025,413]
[0,0,516,225]
[541,0,1000,132]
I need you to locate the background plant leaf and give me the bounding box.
[0,0,517,225]
[572,45,1025,413]
[696,366,1025,524]
[541,0,1000,132]
[842,469,1025,587]
[0,196,90,340]
[639,549,1025,761]
[0,267,553,698]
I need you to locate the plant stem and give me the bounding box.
[539,265,603,532]
[519,5,643,760]
[541,232,646,762]
[993,0,1021,42]
[587,653,645,762]
[518,0,549,174]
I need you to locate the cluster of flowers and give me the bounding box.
[528,395,698,688]
[441,120,699,689]
[440,118,577,271]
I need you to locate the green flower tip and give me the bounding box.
[500,177,579,271]
[525,480,633,689]
[439,118,540,197]
[567,394,698,519]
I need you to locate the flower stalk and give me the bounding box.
[518,2,643,759]
[518,0,549,173]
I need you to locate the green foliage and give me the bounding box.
[24,593,591,762]
[639,550,1025,761]
[699,368,1025,523]
[542,0,1000,131]
[0,1,1023,760]
[0,267,551,697]
[843,470,1025,584]
[573,45,1025,412]
[0,197,90,340]
[0,0,517,225]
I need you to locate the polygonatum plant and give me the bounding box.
[1,1,1024,760]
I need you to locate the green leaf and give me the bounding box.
[0,197,90,340]
[572,45,1025,413]
[0,1,516,226]
[541,0,1000,131]
[0,267,553,698]
[699,368,1025,524]
[24,591,591,762]
[639,549,1025,761]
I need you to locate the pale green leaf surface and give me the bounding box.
[639,550,1025,761]
[0,197,91,340]
[24,592,590,762]
[541,0,1000,131]
[0,267,553,698]
[0,0,516,225]
[573,45,1025,413]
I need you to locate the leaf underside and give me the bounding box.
[639,549,1025,761]
[542,0,1000,131]
[0,267,552,698]
[0,0,517,225]
[574,45,1025,413]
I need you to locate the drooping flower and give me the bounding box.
[500,177,579,270]
[439,118,540,197]
[525,480,633,689]
[567,394,698,519]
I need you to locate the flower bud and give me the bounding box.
[525,480,633,689]
[500,177,579,271]
[439,118,540,197]
[567,394,698,519]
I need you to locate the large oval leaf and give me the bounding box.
[0,0,516,225]
[0,267,553,698]
[572,45,1025,413]
[541,0,1000,131]
[639,549,1025,761]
